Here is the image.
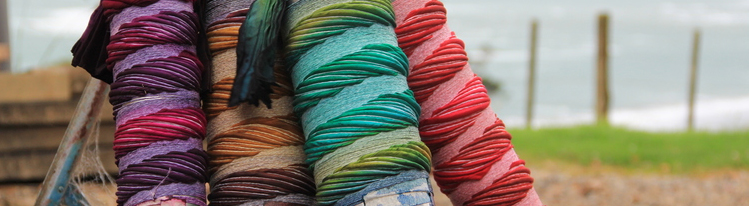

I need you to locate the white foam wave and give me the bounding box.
[659,2,749,26]
[611,96,749,132]
[501,96,749,132]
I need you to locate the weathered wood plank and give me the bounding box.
[0,96,114,126]
[0,147,116,182]
[0,125,117,182]
[0,68,70,103]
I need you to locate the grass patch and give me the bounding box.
[509,125,749,174]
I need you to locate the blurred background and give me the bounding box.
[0,0,748,205]
[446,0,749,131]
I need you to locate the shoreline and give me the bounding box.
[500,95,749,132]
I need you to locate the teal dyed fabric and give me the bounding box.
[283,0,435,205]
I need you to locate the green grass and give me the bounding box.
[509,125,749,174]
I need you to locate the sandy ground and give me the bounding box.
[531,168,749,205]
[3,166,749,206]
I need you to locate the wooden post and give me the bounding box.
[526,19,538,129]
[596,13,610,125]
[687,29,701,131]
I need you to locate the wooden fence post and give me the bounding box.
[596,13,610,125]
[687,29,701,131]
[526,19,538,129]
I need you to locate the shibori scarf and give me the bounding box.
[283,0,435,205]
[202,0,315,205]
[72,0,210,205]
[393,0,543,205]
[72,0,543,205]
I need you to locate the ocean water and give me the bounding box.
[8,0,749,131]
[441,0,749,131]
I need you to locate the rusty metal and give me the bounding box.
[34,78,109,206]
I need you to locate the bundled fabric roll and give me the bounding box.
[283,0,435,205]
[202,0,316,205]
[72,0,209,205]
[392,0,543,205]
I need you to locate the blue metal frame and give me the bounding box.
[34,78,109,206]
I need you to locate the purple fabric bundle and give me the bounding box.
[72,0,209,205]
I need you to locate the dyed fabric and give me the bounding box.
[392,0,543,205]
[228,0,285,107]
[73,0,209,205]
[203,0,316,205]
[72,0,162,83]
[284,0,435,205]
